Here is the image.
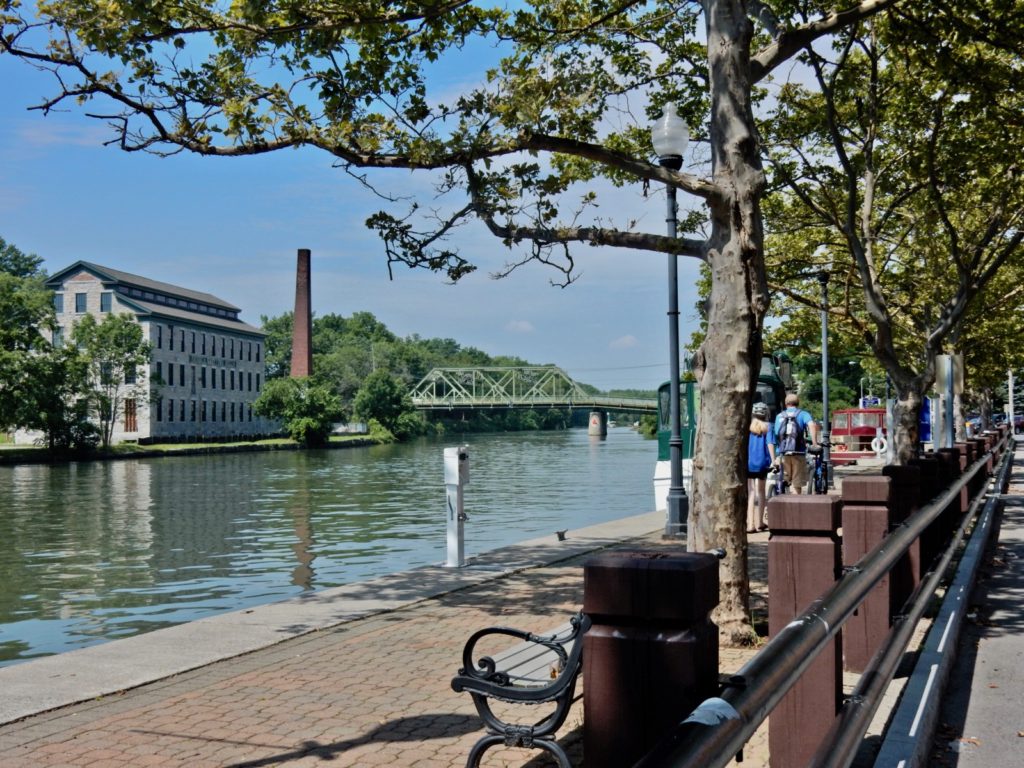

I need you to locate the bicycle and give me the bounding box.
[766,462,787,499]
[806,442,832,495]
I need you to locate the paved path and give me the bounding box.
[929,453,1024,767]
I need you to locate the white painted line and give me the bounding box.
[937,612,956,654]
[908,664,939,737]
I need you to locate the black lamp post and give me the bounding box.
[652,105,690,539]
[818,271,832,486]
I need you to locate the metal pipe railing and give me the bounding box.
[635,433,1009,768]
[807,442,1013,768]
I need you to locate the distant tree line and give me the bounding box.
[254,310,629,445]
[1,234,647,451]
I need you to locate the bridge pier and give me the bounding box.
[588,410,608,437]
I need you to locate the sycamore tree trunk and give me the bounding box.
[886,369,927,464]
[688,1,769,645]
[954,393,967,441]
[979,389,994,430]
[890,390,923,463]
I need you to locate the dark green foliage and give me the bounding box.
[253,377,343,446]
[260,308,596,440]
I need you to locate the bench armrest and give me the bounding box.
[451,612,589,703]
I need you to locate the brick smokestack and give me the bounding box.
[290,248,313,378]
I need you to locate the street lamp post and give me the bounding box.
[652,105,690,539]
[818,272,832,487]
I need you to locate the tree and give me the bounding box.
[762,7,1024,462]
[353,370,415,436]
[253,376,342,446]
[24,347,97,452]
[1,0,913,640]
[0,235,44,278]
[259,312,294,379]
[71,313,152,448]
[0,238,56,433]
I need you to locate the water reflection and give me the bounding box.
[0,428,654,665]
[288,464,316,589]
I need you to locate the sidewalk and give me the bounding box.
[928,449,1024,766]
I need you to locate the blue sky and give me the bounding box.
[0,49,705,393]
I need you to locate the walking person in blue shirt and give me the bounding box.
[747,402,777,532]
[774,393,820,495]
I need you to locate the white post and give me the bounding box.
[444,446,470,567]
[1009,369,1016,436]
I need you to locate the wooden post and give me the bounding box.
[882,464,923,612]
[841,476,893,672]
[908,456,941,567]
[583,551,719,768]
[768,495,842,768]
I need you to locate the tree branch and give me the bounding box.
[750,0,900,83]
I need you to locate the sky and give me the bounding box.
[0,40,705,393]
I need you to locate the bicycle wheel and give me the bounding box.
[814,465,827,494]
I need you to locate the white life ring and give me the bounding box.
[870,436,888,454]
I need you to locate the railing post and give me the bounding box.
[768,495,843,768]
[908,456,941,566]
[841,476,892,673]
[582,551,719,768]
[937,447,964,545]
[982,432,996,472]
[970,438,989,493]
[882,464,922,610]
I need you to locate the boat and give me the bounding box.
[830,407,887,459]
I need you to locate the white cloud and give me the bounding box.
[17,119,112,148]
[505,319,535,333]
[610,335,638,350]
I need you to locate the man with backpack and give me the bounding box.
[773,393,820,494]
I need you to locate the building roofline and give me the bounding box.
[118,295,267,337]
[47,260,242,313]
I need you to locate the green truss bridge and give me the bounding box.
[409,366,657,414]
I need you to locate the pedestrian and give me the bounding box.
[773,393,820,495]
[747,401,777,532]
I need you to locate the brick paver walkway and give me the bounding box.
[0,532,770,768]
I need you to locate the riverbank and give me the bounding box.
[0,511,665,725]
[0,434,380,466]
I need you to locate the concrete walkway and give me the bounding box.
[928,451,1024,766]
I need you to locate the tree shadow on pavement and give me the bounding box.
[218,713,481,767]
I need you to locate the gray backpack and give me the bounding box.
[778,413,806,454]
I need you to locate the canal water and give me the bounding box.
[0,427,655,667]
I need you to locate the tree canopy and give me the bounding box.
[71,313,152,448]
[761,3,1024,459]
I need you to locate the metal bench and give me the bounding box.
[451,611,590,768]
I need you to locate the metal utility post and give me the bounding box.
[818,272,832,487]
[946,356,955,448]
[1009,369,1015,435]
[651,105,690,539]
[443,446,470,567]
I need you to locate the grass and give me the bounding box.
[0,433,377,463]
